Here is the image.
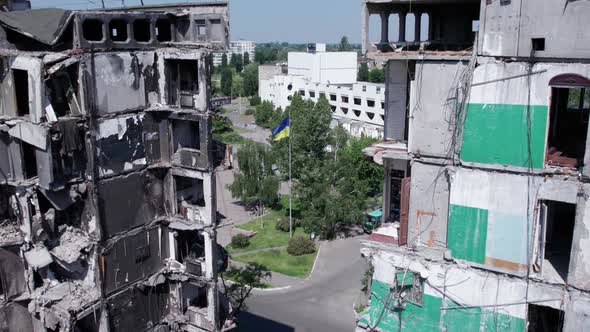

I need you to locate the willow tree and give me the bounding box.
[228,141,279,207]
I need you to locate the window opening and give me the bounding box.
[546,87,590,168]
[172,120,200,152]
[528,303,564,332]
[174,176,205,218]
[13,69,29,116]
[367,99,375,108]
[309,91,315,98]
[156,19,172,42]
[133,19,151,42]
[82,19,103,41]
[109,19,128,42]
[330,94,336,101]
[299,90,305,97]
[341,107,349,115]
[354,97,362,105]
[22,142,37,179]
[353,110,361,118]
[342,95,349,103]
[535,200,576,282]
[367,112,375,120]
[195,19,207,41]
[166,60,199,108]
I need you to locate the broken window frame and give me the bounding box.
[155,18,172,42]
[82,18,105,42]
[173,175,205,221]
[133,18,152,43]
[527,303,564,332]
[546,75,590,169]
[45,63,81,119]
[166,59,200,109]
[533,199,576,281]
[108,19,129,43]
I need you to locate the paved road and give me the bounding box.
[223,102,271,144]
[236,236,368,332]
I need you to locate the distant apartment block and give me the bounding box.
[213,39,256,66]
[259,46,385,139]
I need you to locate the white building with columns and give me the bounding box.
[259,48,385,139]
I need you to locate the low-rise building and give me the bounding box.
[358,0,590,331]
[259,46,385,138]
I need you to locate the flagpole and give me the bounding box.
[288,107,293,238]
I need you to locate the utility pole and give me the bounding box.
[288,108,292,238]
[101,0,105,8]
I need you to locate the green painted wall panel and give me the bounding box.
[360,279,525,332]
[461,103,548,168]
[443,306,482,332]
[448,205,488,264]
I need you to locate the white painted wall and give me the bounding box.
[288,52,357,85]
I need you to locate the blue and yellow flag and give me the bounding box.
[272,117,290,141]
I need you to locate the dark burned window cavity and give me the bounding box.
[536,200,576,281]
[176,230,204,264]
[109,19,128,42]
[546,87,590,168]
[195,19,207,41]
[156,18,172,42]
[172,120,200,152]
[367,99,375,108]
[166,60,199,108]
[176,19,191,41]
[46,64,80,118]
[309,91,315,98]
[22,142,37,179]
[532,38,545,52]
[133,19,151,42]
[528,303,564,332]
[13,69,29,116]
[354,97,362,106]
[82,19,104,41]
[174,176,205,218]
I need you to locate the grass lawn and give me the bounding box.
[227,209,307,254]
[232,249,316,279]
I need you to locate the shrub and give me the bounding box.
[275,218,291,232]
[245,108,255,116]
[287,236,315,256]
[231,234,250,249]
[249,95,261,106]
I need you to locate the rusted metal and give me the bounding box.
[399,177,410,246]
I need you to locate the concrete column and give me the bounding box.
[414,12,422,42]
[203,172,215,226]
[399,11,407,42]
[379,11,389,46]
[203,231,214,279]
[361,3,369,55]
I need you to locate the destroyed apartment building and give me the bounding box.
[0,3,234,331]
[358,0,590,331]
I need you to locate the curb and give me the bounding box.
[305,241,322,281]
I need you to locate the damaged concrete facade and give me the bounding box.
[358,0,590,331]
[0,3,233,331]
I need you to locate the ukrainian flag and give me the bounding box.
[272,117,290,141]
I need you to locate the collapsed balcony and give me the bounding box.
[362,0,480,56]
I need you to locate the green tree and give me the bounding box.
[254,100,275,127]
[220,67,233,96]
[338,36,352,52]
[272,94,332,180]
[235,53,244,73]
[232,74,244,97]
[243,52,250,66]
[221,263,271,319]
[221,53,228,67]
[358,63,369,82]
[242,63,259,97]
[229,53,238,68]
[228,141,280,206]
[369,68,385,83]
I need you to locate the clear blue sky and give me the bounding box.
[32,0,364,43]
